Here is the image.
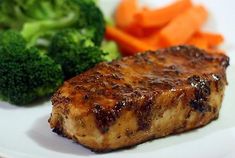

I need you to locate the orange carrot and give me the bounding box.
[124,24,158,37]
[139,31,161,48]
[113,0,223,56]
[105,26,156,55]
[135,0,193,28]
[196,32,224,47]
[187,36,209,49]
[123,23,145,37]
[159,5,208,46]
[187,32,224,49]
[115,0,138,29]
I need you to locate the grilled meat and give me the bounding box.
[49,45,229,152]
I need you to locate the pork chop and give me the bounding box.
[49,45,229,152]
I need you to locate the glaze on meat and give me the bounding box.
[49,45,229,152]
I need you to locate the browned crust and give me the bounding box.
[49,45,229,152]
[69,117,219,153]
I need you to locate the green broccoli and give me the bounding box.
[0,0,105,48]
[48,28,94,56]
[101,40,121,61]
[0,31,63,105]
[50,46,106,79]
[48,29,121,79]
[48,29,106,79]
[0,30,26,53]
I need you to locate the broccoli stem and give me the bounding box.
[21,12,77,47]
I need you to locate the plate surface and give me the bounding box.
[1,0,235,158]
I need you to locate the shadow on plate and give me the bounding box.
[0,101,21,110]
[0,97,50,110]
[27,115,94,156]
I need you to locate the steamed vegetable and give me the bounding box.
[101,40,121,61]
[0,30,63,105]
[187,34,208,50]
[111,0,224,55]
[0,0,105,48]
[115,0,138,29]
[49,29,119,79]
[0,0,121,105]
[48,28,94,56]
[193,32,224,47]
[50,46,106,79]
[135,0,192,28]
[105,26,155,55]
[0,30,26,53]
[159,5,208,46]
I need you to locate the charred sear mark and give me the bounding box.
[136,96,154,131]
[188,75,211,112]
[52,127,65,137]
[92,103,124,133]
[52,91,71,106]
[52,120,67,137]
[92,95,155,133]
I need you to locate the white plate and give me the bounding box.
[1,0,235,158]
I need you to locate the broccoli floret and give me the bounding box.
[101,40,121,61]
[49,46,106,79]
[48,28,94,56]
[74,0,105,45]
[48,29,107,79]
[0,30,26,53]
[60,47,106,79]
[0,0,105,48]
[0,31,63,105]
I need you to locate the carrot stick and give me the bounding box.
[123,23,146,37]
[139,31,161,48]
[187,31,224,49]
[196,32,224,47]
[124,24,158,37]
[159,5,208,46]
[135,0,193,28]
[187,36,209,49]
[115,0,138,29]
[105,26,156,55]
